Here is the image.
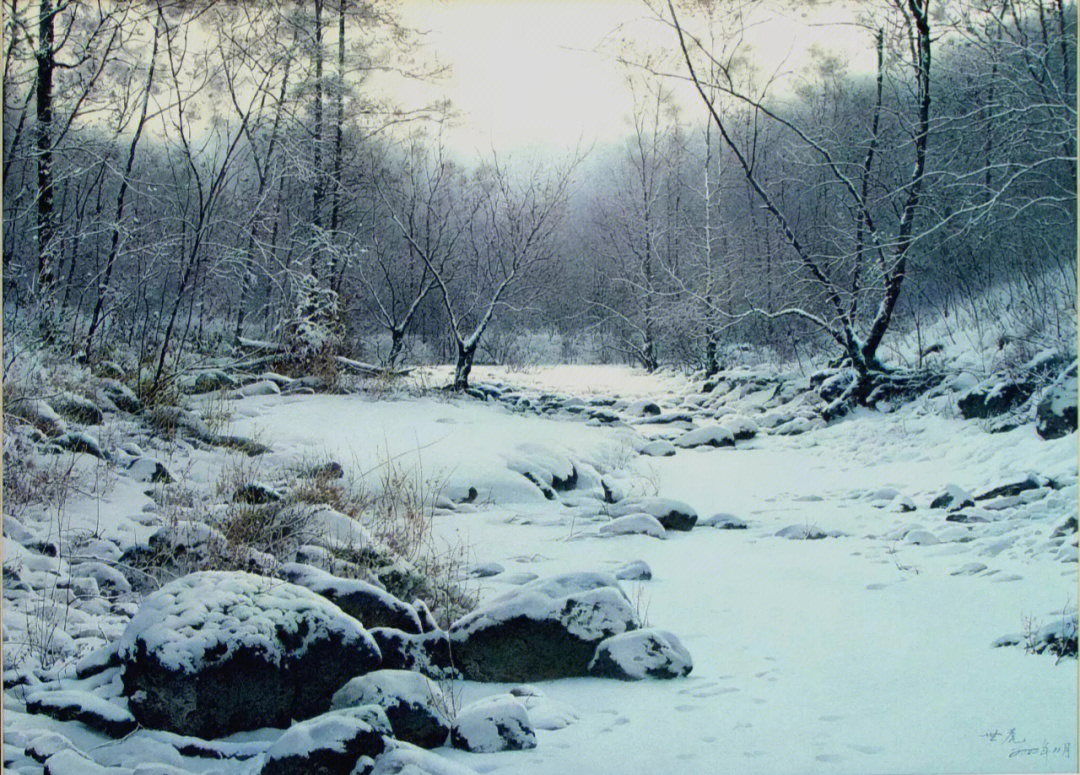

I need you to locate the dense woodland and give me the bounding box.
[3,0,1076,393]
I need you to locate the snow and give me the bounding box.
[6,364,1077,775]
[116,571,372,672]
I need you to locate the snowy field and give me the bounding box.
[215,366,1079,775]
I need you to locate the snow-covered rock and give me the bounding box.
[930,484,974,511]
[625,399,662,417]
[775,524,845,540]
[25,689,136,737]
[698,513,748,529]
[117,570,382,737]
[7,397,67,436]
[609,497,697,531]
[1036,374,1077,439]
[598,514,666,539]
[449,572,639,681]
[614,559,652,581]
[370,741,478,774]
[260,705,390,775]
[369,628,458,680]
[56,431,107,459]
[639,439,677,457]
[716,414,759,440]
[280,563,422,633]
[126,457,172,484]
[100,379,141,414]
[331,669,450,749]
[189,369,238,394]
[237,379,281,397]
[587,628,693,680]
[673,425,735,449]
[957,378,1034,419]
[451,695,536,753]
[49,392,104,425]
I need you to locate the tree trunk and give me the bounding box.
[35,0,56,295]
[328,0,346,289]
[453,340,476,390]
[310,0,324,279]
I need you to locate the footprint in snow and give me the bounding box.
[613,717,629,726]
[847,744,885,755]
[815,753,843,763]
[866,582,887,590]
[675,704,701,712]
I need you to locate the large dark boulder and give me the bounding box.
[448,572,639,682]
[1036,375,1077,440]
[118,571,382,738]
[957,378,1035,419]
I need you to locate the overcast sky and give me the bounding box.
[385,0,878,157]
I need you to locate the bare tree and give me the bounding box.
[663,0,933,389]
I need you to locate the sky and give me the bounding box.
[384,0,879,157]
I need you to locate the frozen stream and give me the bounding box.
[229,388,1078,774]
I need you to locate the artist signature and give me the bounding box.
[982,729,1072,759]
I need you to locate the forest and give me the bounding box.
[3,0,1074,389]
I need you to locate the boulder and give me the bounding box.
[233,481,282,505]
[1036,375,1077,439]
[716,415,758,440]
[55,431,107,460]
[451,696,536,753]
[260,706,390,775]
[190,370,238,394]
[7,398,67,436]
[587,628,693,680]
[957,378,1034,419]
[126,457,172,484]
[237,380,281,397]
[673,425,735,449]
[117,570,382,737]
[929,484,974,511]
[609,497,697,531]
[639,440,677,457]
[614,559,652,581]
[49,392,104,425]
[598,514,666,539]
[368,628,458,680]
[281,563,422,633]
[331,670,450,749]
[369,741,478,775]
[448,572,639,682]
[699,513,747,529]
[100,380,141,414]
[25,689,136,737]
[626,399,662,417]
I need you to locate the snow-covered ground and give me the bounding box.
[4,364,1075,774]
[221,367,1078,775]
